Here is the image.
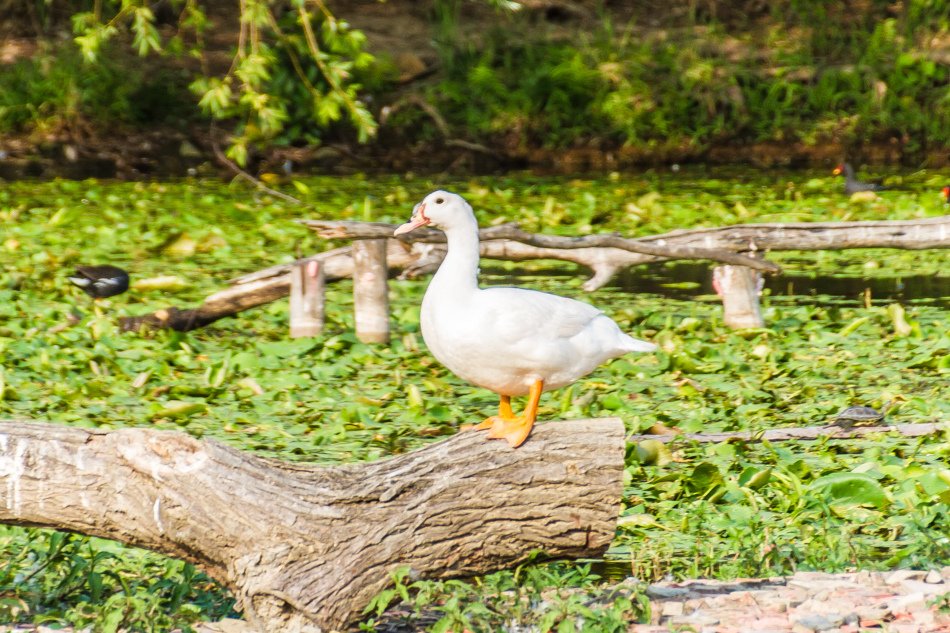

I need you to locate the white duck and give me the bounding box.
[394,190,656,448]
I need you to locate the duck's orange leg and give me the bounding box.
[464,396,514,431]
[487,380,543,448]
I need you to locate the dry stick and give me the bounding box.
[209,127,303,205]
[380,95,495,155]
[299,220,783,273]
[628,422,945,445]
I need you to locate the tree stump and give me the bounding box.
[352,239,390,344]
[713,264,765,329]
[289,258,325,338]
[0,418,625,632]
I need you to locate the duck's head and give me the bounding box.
[942,186,949,202]
[832,163,845,176]
[394,190,473,236]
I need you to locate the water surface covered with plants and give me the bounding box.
[0,169,947,630]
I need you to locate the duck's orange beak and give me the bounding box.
[394,203,430,236]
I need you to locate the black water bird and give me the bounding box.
[68,265,130,299]
[832,163,885,195]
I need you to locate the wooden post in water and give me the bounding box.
[289,258,325,338]
[713,264,764,329]
[353,239,390,343]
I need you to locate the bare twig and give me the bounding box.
[379,96,495,155]
[629,422,945,445]
[209,125,303,205]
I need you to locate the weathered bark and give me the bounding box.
[629,422,944,444]
[0,418,624,632]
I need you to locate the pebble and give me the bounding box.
[791,613,843,631]
[926,569,943,584]
[646,585,690,599]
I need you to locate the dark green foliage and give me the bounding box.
[0,44,192,135]
[421,0,950,151]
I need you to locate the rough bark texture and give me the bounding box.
[0,418,624,632]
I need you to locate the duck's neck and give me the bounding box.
[431,216,481,294]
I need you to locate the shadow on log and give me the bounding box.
[0,418,624,632]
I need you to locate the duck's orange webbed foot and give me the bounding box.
[480,381,544,448]
[462,395,515,432]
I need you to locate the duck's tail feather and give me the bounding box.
[623,335,657,353]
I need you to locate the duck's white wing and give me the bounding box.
[476,287,604,344]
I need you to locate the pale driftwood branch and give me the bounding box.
[639,215,950,251]
[0,418,624,632]
[124,215,948,332]
[629,422,945,444]
[299,220,783,273]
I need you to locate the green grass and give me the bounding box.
[0,171,948,630]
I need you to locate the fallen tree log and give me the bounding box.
[123,216,949,332]
[0,418,624,632]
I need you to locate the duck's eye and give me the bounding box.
[436,197,444,204]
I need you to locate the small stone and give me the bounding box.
[647,585,690,599]
[925,569,943,584]
[900,579,948,596]
[670,613,720,627]
[661,601,684,617]
[791,614,841,631]
[886,570,927,585]
[684,597,709,613]
[887,592,927,613]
